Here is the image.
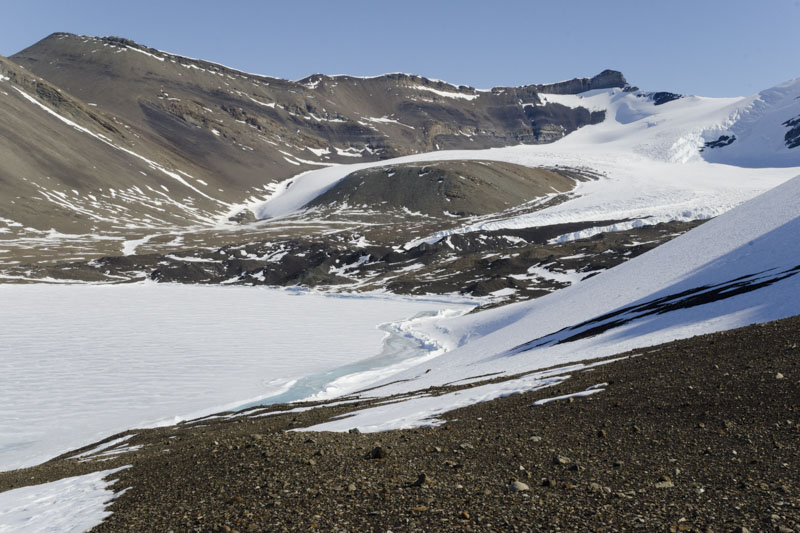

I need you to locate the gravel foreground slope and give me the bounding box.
[1,316,798,532]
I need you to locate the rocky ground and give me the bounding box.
[4,219,701,301]
[1,314,797,532]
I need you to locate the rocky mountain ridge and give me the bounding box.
[11,33,623,169]
[2,32,798,308]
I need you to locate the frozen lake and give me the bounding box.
[0,283,470,471]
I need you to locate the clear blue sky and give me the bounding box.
[2,0,798,96]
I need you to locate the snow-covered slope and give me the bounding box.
[304,172,800,431]
[701,78,800,168]
[256,80,800,247]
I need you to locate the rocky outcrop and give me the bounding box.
[783,115,800,149]
[651,92,683,105]
[701,134,736,151]
[535,69,627,94]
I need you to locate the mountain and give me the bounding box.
[699,78,800,167]
[0,33,627,282]
[1,32,799,305]
[7,31,621,204]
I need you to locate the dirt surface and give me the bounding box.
[2,314,797,532]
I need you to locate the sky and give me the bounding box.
[1,0,798,97]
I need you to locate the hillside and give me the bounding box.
[0,54,236,233]
[10,32,619,183]
[305,160,578,217]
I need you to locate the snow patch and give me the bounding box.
[0,467,129,533]
[126,46,165,61]
[412,85,479,101]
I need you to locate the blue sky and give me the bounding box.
[2,0,798,96]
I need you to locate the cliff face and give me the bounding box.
[535,69,628,95]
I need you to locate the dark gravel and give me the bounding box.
[1,316,798,532]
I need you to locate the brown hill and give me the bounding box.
[307,160,579,217]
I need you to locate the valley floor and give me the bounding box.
[1,315,798,532]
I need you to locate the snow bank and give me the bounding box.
[701,78,800,168]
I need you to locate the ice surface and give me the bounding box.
[121,235,154,255]
[303,359,622,433]
[362,116,416,129]
[0,466,128,532]
[0,284,469,471]
[125,46,165,62]
[531,387,605,406]
[303,371,568,433]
